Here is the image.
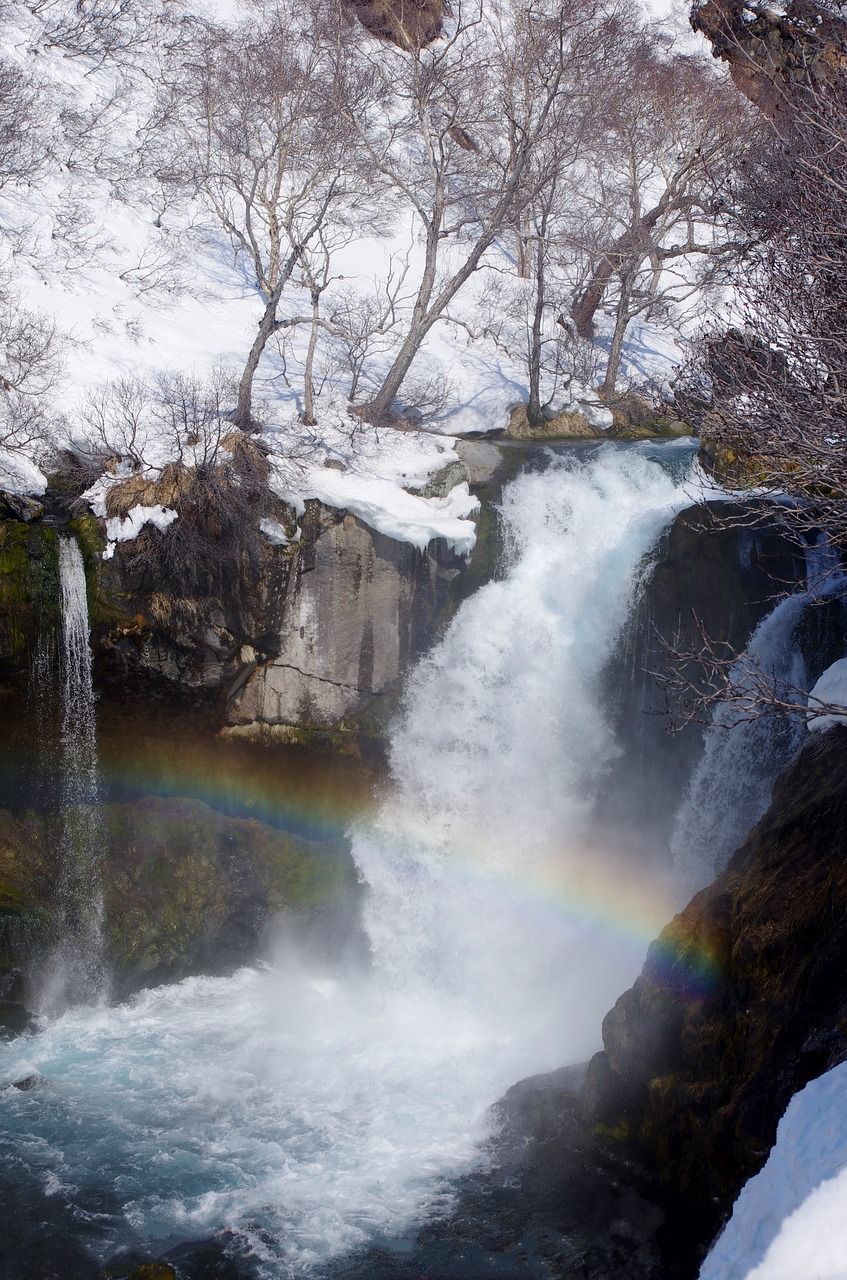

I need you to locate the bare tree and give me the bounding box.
[351,0,623,423]
[163,0,372,430]
[0,59,53,188]
[653,606,847,733]
[0,293,63,455]
[509,12,637,425]
[569,37,755,396]
[324,250,414,402]
[39,0,191,70]
[683,2,847,554]
[651,1,847,729]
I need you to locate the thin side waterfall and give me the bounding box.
[671,566,847,892]
[0,445,699,1276]
[40,536,106,1009]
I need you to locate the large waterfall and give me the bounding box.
[0,445,698,1276]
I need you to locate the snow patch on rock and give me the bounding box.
[806,657,847,733]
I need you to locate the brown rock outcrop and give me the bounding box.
[692,0,847,121]
[342,0,442,49]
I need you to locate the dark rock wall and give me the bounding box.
[584,725,847,1246]
[0,796,358,1009]
[598,501,808,847]
[0,494,473,730]
[0,520,60,685]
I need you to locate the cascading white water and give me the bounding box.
[671,567,847,892]
[59,536,99,812]
[40,536,105,1008]
[354,444,697,1060]
[0,445,698,1276]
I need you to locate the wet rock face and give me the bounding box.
[0,520,61,684]
[0,798,357,1003]
[584,726,847,1237]
[227,505,463,734]
[93,527,293,704]
[90,498,468,730]
[598,501,809,849]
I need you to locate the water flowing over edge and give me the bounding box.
[1,444,700,1278]
[671,550,847,892]
[39,536,106,1011]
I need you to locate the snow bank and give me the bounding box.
[0,449,47,497]
[700,1061,847,1280]
[806,657,847,733]
[264,401,481,554]
[304,469,479,555]
[105,503,178,543]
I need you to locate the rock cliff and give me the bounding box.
[226,504,464,736]
[692,0,847,121]
[584,724,847,1252]
[0,795,358,1014]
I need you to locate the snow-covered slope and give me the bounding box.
[0,0,710,552]
[700,1061,847,1280]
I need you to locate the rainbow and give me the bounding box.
[94,710,723,1002]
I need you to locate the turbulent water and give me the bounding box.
[1,445,700,1277]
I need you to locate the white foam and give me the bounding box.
[0,443,698,1275]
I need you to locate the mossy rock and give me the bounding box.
[698,438,774,488]
[0,521,61,676]
[606,392,693,440]
[0,808,63,1001]
[587,727,847,1224]
[105,1263,177,1280]
[100,796,356,992]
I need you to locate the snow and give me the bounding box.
[259,516,298,546]
[0,0,708,557]
[0,449,47,497]
[304,470,480,555]
[806,658,847,733]
[699,1061,847,1280]
[105,503,178,543]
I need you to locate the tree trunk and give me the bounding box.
[235,291,284,432]
[360,215,441,423]
[572,194,676,341]
[601,274,633,399]
[527,234,546,427]
[571,253,618,341]
[302,286,321,426]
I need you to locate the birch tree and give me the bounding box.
[353,0,623,423]
[166,0,372,430]
[569,40,754,396]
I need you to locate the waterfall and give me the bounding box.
[0,445,699,1275]
[353,443,697,1060]
[59,537,99,811]
[672,568,847,892]
[39,536,105,1010]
